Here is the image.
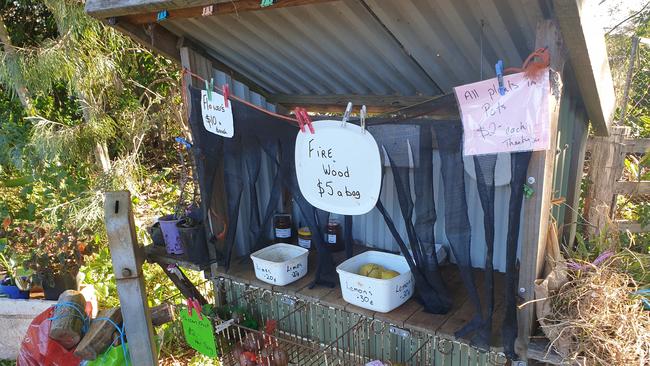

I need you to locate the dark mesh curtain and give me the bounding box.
[187,86,337,286]
[370,122,451,314]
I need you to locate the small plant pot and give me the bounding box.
[43,272,78,301]
[149,222,165,247]
[177,222,208,265]
[159,215,184,255]
[0,284,30,299]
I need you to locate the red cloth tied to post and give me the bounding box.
[505,47,550,81]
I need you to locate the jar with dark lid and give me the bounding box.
[326,219,343,252]
[297,227,312,250]
[274,214,292,243]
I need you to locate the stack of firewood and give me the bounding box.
[49,290,174,360]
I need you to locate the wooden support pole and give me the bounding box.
[104,191,157,366]
[583,126,629,236]
[516,19,566,359]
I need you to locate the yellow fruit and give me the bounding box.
[358,263,383,276]
[367,267,384,279]
[380,270,400,279]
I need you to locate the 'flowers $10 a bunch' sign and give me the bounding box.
[295,121,381,215]
[201,90,234,138]
[454,69,551,156]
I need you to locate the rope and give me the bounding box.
[48,301,90,334]
[181,68,300,124]
[93,317,130,366]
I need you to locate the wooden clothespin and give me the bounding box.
[222,84,230,108]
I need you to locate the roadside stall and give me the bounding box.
[86,1,617,365]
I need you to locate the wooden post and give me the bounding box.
[583,126,629,236]
[516,19,566,359]
[104,191,157,366]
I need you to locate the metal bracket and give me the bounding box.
[388,325,410,338]
[512,361,527,366]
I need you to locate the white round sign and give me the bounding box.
[295,120,381,215]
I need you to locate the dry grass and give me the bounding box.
[542,258,650,365]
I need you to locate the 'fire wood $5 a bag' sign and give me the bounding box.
[454,69,550,156]
[295,121,381,215]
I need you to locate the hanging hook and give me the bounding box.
[341,101,353,127]
[360,105,367,134]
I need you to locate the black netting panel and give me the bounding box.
[502,151,532,359]
[472,154,497,349]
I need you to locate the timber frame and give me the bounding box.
[89,0,616,364]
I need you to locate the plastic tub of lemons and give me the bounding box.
[336,251,414,313]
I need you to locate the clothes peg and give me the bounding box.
[299,108,315,134]
[260,0,275,7]
[156,10,169,22]
[341,102,353,127]
[294,108,305,132]
[222,83,230,108]
[202,5,214,16]
[175,137,192,149]
[204,79,214,101]
[495,60,506,96]
[360,105,367,134]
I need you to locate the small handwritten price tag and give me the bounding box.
[454,69,550,156]
[180,308,218,357]
[295,120,381,215]
[201,90,234,138]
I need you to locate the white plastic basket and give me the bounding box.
[336,251,414,313]
[250,243,309,286]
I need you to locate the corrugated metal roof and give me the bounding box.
[162,0,545,97]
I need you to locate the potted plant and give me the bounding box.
[176,206,208,264]
[0,219,31,299]
[9,221,91,300]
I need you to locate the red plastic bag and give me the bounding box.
[17,307,82,366]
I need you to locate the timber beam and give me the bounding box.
[267,93,458,116]
[87,0,340,24]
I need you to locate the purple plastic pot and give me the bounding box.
[159,215,184,255]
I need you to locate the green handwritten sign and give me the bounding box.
[180,308,218,357]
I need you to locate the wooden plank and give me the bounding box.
[553,0,616,136]
[624,138,650,153]
[119,0,340,25]
[75,308,123,360]
[616,220,647,233]
[373,298,422,328]
[615,181,650,196]
[562,105,589,247]
[516,19,566,359]
[268,93,458,117]
[403,266,467,335]
[104,191,157,366]
[144,244,203,271]
[86,0,229,18]
[583,126,629,235]
[114,21,180,62]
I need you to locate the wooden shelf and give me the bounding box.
[144,245,204,272]
[210,245,508,351]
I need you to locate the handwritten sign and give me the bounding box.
[454,69,550,156]
[201,90,234,138]
[180,308,218,357]
[295,120,381,215]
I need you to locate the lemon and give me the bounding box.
[380,269,400,279]
[358,263,383,276]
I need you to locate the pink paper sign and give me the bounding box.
[454,69,550,156]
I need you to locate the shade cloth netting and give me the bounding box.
[186,86,530,358]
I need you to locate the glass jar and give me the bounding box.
[274,214,292,243]
[297,227,312,250]
[326,219,343,252]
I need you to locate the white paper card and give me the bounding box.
[453,69,550,156]
[200,89,234,138]
[295,121,381,215]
